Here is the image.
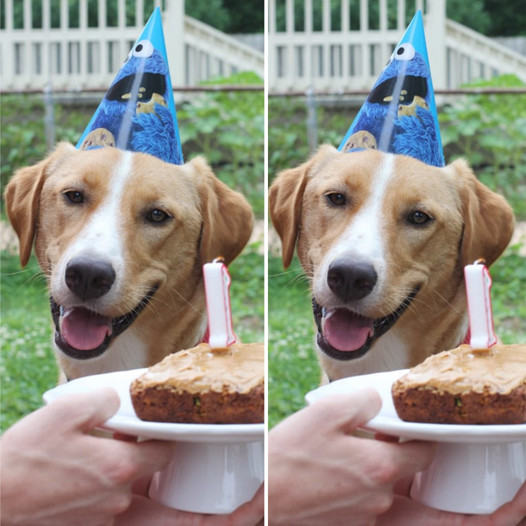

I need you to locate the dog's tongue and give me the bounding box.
[60,308,112,351]
[322,309,373,352]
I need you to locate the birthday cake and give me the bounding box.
[130,342,264,424]
[391,344,526,425]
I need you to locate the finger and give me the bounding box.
[114,495,181,526]
[110,439,177,480]
[376,494,444,525]
[75,387,121,432]
[36,387,120,434]
[487,480,526,526]
[289,388,382,435]
[227,483,265,525]
[381,440,436,481]
[393,475,414,496]
[117,490,265,526]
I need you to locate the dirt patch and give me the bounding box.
[511,221,526,256]
[1,221,19,255]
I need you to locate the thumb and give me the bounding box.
[49,387,121,433]
[293,388,382,435]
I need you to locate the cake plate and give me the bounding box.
[44,369,264,514]
[306,370,526,514]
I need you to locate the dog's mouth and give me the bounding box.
[50,286,158,360]
[312,288,420,361]
[367,75,427,106]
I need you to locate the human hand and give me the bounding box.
[0,387,176,526]
[1,387,264,526]
[268,388,435,526]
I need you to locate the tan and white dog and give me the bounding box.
[270,146,514,381]
[5,143,253,380]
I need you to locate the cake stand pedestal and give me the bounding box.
[149,440,264,513]
[410,440,526,513]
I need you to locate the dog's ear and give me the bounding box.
[269,144,335,268]
[4,143,76,267]
[452,159,515,267]
[190,156,254,266]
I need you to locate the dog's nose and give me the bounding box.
[65,257,116,301]
[327,259,377,301]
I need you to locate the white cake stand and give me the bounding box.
[306,370,526,514]
[44,369,264,514]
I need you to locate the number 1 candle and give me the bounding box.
[203,258,237,350]
[463,259,497,350]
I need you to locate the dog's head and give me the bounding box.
[270,146,514,374]
[5,143,253,368]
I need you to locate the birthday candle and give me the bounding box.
[203,258,237,349]
[464,259,497,350]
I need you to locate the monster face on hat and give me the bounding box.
[339,11,444,167]
[77,7,183,165]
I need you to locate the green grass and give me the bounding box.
[0,243,263,433]
[268,254,319,429]
[0,251,58,432]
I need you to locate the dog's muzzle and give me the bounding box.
[50,286,158,360]
[312,287,420,361]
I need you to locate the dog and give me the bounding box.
[270,145,515,381]
[5,142,253,380]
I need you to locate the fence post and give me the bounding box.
[306,86,318,154]
[163,0,185,86]
[44,83,56,150]
[425,0,446,90]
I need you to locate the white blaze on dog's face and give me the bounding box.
[270,145,514,379]
[5,143,253,378]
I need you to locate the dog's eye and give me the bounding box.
[146,208,171,224]
[64,190,84,204]
[325,192,347,206]
[408,210,432,225]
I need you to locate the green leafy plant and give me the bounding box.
[439,75,526,218]
[178,72,264,217]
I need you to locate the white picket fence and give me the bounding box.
[0,0,264,91]
[268,0,526,92]
[2,0,525,93]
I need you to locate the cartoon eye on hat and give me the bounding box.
[132,40,155,59]
[394,43,416,61]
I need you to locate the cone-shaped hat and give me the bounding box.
[77,7,183,164]
[338,11,444,167]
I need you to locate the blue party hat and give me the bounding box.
[338,11,444,167]
[77,7,183,165]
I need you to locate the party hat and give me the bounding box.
[338,11,444,167]
[77,7,183,165]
